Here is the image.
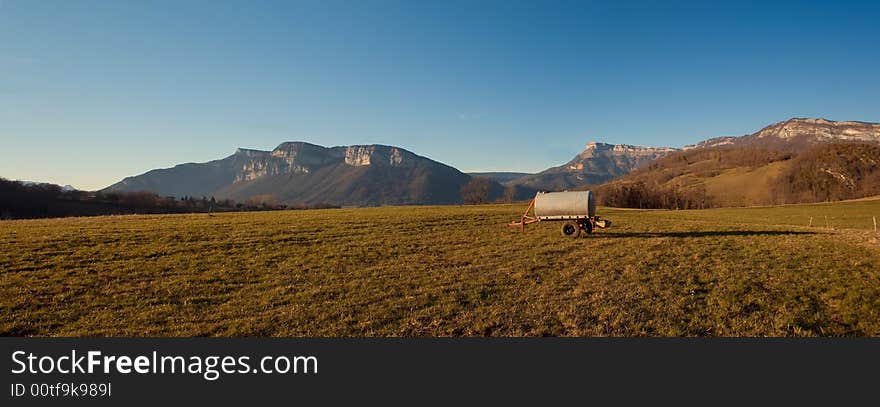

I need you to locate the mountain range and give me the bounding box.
[104,118,880,206]
[18,181,78,192]
[106,142,476,206]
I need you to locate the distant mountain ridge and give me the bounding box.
[508,141,678,190]
[18,181,78,192]
[467,172,532,183]
[106,142,475,206]
[684,118,880,150]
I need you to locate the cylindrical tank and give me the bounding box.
[533,191,595,219]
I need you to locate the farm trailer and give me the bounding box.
[509,191,611,237]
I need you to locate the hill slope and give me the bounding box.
[595,143,880,208]
[589,118,880,208]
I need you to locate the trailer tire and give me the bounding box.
[561,221,581,238]
[582,220,594,234]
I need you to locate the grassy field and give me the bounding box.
[2,199,879,336]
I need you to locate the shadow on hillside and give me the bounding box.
[595,230,818,239]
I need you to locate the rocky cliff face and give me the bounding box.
[510,141,678,190]
[685,118,880,150]
[235,143,329,182]
[754,118,880,142]
[231,143,413,183]
[566,142,677,171]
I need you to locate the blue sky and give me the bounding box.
[1,0,878,190]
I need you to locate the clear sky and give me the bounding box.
[1,0,879,190]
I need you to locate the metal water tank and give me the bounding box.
[533,191,596,219]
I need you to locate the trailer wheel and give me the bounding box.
[561,221,581,238]
[582,219,594,234]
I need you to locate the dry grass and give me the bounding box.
[2,201,879,336]
[703,161,790,206]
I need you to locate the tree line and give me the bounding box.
[460,177,533,204]
[594,181,711,210]
[0,178,338,220]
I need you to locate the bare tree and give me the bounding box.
[246,194,279,209]
[461,177,490,204]
[502,185,518,203]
